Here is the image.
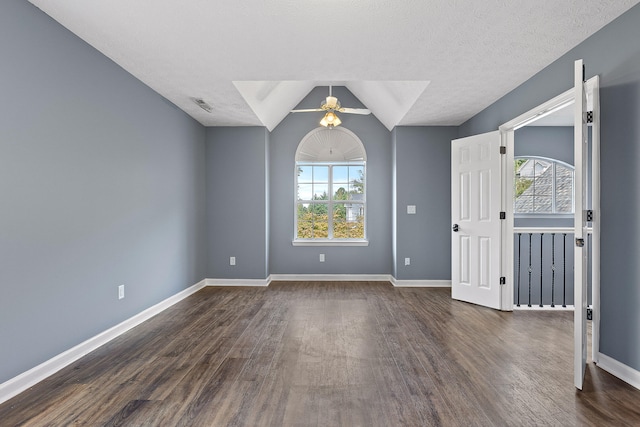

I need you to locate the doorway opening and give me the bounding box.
[499,69,600,389]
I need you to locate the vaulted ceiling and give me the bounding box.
[29,0,639,131]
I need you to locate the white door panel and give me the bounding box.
[452,131,502,310]
[574,60,589,390]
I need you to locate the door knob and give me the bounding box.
[452,224,459,232]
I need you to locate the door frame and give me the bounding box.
[497,76,601,360]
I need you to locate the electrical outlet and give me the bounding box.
[118,285,125,300]
[230,256,236,266]
[405,257,411,266]
[407,205,416,214]
[319,253,325,262]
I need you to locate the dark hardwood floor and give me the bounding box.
[1,282,639,426]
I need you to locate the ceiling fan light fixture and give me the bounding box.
[320,111,341,128]
[325,96,340,110]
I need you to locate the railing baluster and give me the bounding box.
[551,233,556,308]
[517,233,522,307]
[528,233,532,307]
[539,233,544,307]
[512,228,587,309]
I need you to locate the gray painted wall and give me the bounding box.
[394,127,458,280]
[269,87,393,275]
[0,1,207,383]
[206,127,268,279]
[515,126,574,164]
[460,4,640,371]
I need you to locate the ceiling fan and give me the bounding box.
[291,86,371,128]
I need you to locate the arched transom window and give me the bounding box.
[294,127,367,244]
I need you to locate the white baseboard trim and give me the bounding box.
[268,274,392,282]
[0,279,207,405]
[391,278,452,288]
[206,278,270,287]
[205,275,453,287]
[513,305,575,311]
[597,352,640,391]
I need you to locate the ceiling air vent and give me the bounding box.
[193,98,212,113]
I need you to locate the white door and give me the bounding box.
[574,59,589,390]
[451,131,503,310]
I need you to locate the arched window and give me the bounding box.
[294,127,367,244]
[514,156,574,214]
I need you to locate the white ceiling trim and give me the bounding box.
[234,80,430,131]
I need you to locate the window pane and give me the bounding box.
[555,165,574,213]
[297,221,313,239]
[514,195,533,213]
[514,158,574,215]
[297,203,312,221]
[313,166,329,183]
[297,166,312,183]
[308,202,328,218]
[312,184,328,200]
[532,196,552,213]
[297,184,312,201]
[297,203,312,238]
[333,186,349,200]
[312,219,329,238]
[333,166,349,184]
[350,166,365,195]
[515,176,533,198]
[532,173,553,196]
[297,203,329,238]
[311,203,329,238]
[333,203,364,238]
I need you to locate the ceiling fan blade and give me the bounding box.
[339,107,371,115]
[290,108,325,113]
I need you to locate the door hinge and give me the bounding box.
[499,277,506,285]
[586,210,594,222]
[499,146,506,155]
[499,211,506,220]
[587,307,593,321]
[586,111,594,123]
[576,238,585,248]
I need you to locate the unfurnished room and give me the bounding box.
[1,1,640,425]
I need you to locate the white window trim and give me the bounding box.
[294,162,368,245]
[292,239,369,247]
[293,127,368,245]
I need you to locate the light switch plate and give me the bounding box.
[407,205,416,214]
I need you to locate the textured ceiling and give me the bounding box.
[28,0,639,130]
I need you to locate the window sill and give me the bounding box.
[292,239,369,247]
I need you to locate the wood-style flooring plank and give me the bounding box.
[1,283,639,426]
